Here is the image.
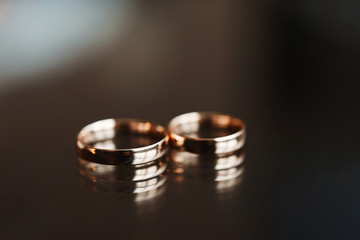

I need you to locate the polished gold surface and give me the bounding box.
[77,118,168,164]
[168,112,246,154]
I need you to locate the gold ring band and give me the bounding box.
[76,118,168,165]
[168,112,246,154]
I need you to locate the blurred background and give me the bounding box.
[0,0,359,239]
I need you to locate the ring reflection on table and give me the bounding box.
[77,156,168,181]
[171,149,244,170]
[79,170,167,195]
[170,149,245,191]
[78,156,168,199]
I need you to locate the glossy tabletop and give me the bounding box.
[0,1,359,239]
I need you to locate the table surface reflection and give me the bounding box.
[0,1,359,240]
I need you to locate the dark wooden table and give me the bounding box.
[0,1,359,239]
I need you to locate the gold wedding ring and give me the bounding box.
[76,118,168,165]
[168,112,246,154]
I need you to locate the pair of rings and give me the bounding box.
[76,112,246,165]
